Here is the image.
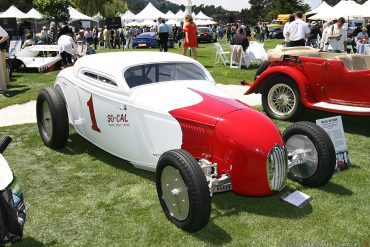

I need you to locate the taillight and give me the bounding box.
[204,33,207,37]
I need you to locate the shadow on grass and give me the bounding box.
[211,190,312,220]
[194,222,232,245]
[57,133,155,182]
[319,181,353,196]
[3,88,30,98]
[12,237,57,247]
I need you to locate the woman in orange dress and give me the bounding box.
[182,14,197,60]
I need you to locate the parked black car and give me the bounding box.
[197,27,217,43]
[268,27,284,39]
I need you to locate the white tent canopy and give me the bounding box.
[139,19,156,27]
[165,10,176,20]
[309,0,368,20]
[175,9,185,20]
[167,20,180,26]
[92,12,103,21]
[195,11,212,20]
[306,1,332,15]
[194,19,217,26]
[121,10,136,23]
[26,8,43,19]
[134,3,164,20]
[68,6,92,21]
[0,5,28,19]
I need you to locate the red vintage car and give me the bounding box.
[245,46,370,120]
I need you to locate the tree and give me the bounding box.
[70,0,105,16]
[33,0,71,22]
[103,0,127,17]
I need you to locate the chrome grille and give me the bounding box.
[267,145,288,191]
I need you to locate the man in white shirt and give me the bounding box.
[58,33,77,67]
[0,25,10,92]
[287,12,311,47]
[328,17,347,53]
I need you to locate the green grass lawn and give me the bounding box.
[1,110,369,246]
[0,39,282,109]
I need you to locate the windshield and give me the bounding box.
[137,32,155,38]
[124,63,209,88]
[198,28,209,33]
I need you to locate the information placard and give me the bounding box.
[316,116,350,170]
[281,190,312,208]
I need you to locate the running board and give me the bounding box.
[313,102,370,113]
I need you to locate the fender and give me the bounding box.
[244,65,314,107]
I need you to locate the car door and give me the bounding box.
[322,59,370,106]
[76,70,140,162]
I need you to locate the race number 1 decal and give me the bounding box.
[87,95,101,133]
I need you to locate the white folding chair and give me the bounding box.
[230,45,250,69]
[213,42,230,66]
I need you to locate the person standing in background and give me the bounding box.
[287,12,311,47]
[328,17,347,53]
[182,14,197,60]
[48,22,57,44]
[158,18,170,52]
[283,15,295,47]
[0,25,10,93]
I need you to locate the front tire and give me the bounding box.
[283,122,336,187]
[36,87,69,149]
[262,75,304,120]
[156,149,211,232]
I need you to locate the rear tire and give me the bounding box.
[36,88,69,149]
[262,75,304,120]
[283,122,336,187]
[156,149,211,232]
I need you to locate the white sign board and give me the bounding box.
[81,21,91,29]
[316,116,350,170]
[281,190,312,208]
[8,40,22,57]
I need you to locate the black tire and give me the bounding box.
[262,75,304,120]
[156,149,211,232]
[283,121,336,187]
[36,87,69,149]
[254,60,270,80]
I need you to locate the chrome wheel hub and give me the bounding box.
[161,166,189,221]
[286,134,319,179]
[42,101,53,139]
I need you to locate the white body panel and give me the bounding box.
[15,45,61,72]
[0,154,13,190]
[55,52,233,171]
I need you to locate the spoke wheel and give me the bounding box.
[262,76,304,120]
[268,83,296,116]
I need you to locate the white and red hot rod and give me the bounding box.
[36,52,335,232]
